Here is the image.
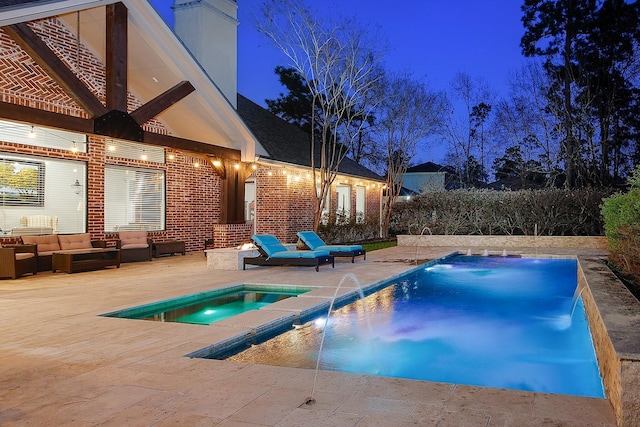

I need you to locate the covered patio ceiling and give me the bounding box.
[0,0,265,161]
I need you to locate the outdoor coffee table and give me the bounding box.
[152,240,185,257]
[52,248,120,273]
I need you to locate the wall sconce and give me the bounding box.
[71,179,83,195]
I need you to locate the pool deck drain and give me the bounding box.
[0,245,620,426]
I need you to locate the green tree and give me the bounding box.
[266,66,315,134]
[575,0,640,184]
[521,0,597,188]
[522,0,640,187]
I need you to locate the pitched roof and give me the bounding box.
[406,161,453,173]
[237,94,382,181]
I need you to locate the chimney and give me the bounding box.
[173,0,238,108]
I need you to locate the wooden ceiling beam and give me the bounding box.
[105,2,128,112]
[131,81,195,125]
[0,101,93,134]
[2,22,108,118]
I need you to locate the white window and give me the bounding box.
[105,165,165,232]
[245,179,255,222]
[0,153,86,235]
[0,120,87,152]
[336,184,351,224]
[355,186,366,223]
[316,186,331,225]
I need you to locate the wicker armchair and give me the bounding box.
[0,244,37,279]
[116,231,153,262]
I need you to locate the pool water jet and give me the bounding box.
[304,273,373,405]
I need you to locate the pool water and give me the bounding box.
[227,256,605,398]
[101,285,309,325]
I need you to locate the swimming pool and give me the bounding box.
[101,284,309,325]
[223,255,605,398]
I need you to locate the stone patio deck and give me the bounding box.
[0,245,621,426]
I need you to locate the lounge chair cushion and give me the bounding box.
[21,234,60,253]
[252,234,288,257]
[15,252,36,261]
[58,233,92,250]
[297,231,363,252]
[119,231,149,249]
[252,234,330,259]
[316,244,363,252]
[269,249,330,259]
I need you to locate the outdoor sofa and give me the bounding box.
[21,233,108,272]
[297,231,366,263]
[243,234,334,272]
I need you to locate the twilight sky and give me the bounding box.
[151,0,527,163]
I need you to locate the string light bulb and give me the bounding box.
[234,163,240,170]
[70,141,78,153]
[28,126,36,139]
[140,150,148,161]
[212,159,222,168]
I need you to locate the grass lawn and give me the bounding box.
[361,239,397,252]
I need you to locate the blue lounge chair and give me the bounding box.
[297,231,366,263]
[243,234,334,272]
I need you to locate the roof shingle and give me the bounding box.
[237,94,382,181]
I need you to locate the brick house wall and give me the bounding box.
[254,166,382,244]
[0,15,383,252]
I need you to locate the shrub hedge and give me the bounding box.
[390,188,612,236]
[601,168,640,290]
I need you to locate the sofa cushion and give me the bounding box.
[58,233,92,250]
[21,234,60,253]
[15,253,35,261]
[121,243,149,249]
[119,231,149,247]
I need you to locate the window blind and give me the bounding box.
[104,165,165,232]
